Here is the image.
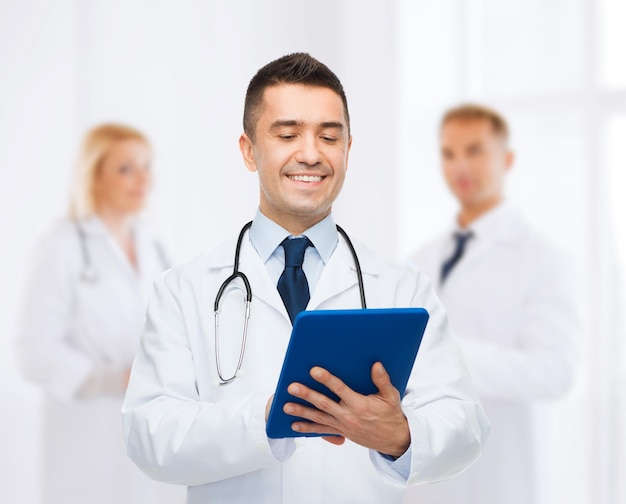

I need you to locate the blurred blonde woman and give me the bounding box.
[16,124,184,504]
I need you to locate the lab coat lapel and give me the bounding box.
[134,223,157,280]
[208,233,373,321]
[244,251,291,321]
[459,234,496,270]
[457,205,524,271]
[307,241,361,310]
[82,216,139,282]
[210,233,290,321]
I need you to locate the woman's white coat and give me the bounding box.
[17,216,185,504]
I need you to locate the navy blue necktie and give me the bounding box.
[440,232,473,285]
[277,237,312,323]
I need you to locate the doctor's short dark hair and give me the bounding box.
[243,52,350,140]
[441,103,510,145]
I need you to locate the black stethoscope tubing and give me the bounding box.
[213,220,367,384]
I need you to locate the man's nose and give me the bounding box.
[294,135,323,165]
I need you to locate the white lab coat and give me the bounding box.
[122,227,490,504]
[16,216,185,504]
[405,202,579,504]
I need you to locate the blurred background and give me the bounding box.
[0,0,624,502]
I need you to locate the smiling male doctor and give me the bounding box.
[122,53,489,503]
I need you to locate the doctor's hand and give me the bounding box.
[283,362,410,458]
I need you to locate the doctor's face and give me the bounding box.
[93,139,153,217]
[440,118,513,214]
[239,84,352,235]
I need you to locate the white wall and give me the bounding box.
[0,2,77,501]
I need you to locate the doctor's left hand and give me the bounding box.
[284,362,410,459]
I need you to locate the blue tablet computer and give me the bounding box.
[266,307,429,439]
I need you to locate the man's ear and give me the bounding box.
[239,133,257,173]
[345,135,352,172]
[504,149,515,173]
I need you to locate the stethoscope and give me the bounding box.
[214,221,367,385]
[75,220,170,283]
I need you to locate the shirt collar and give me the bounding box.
[76,214,111,237]
[452,200,523,243]
[453,201,509,235]
[249,209,338,264]
[76,213,145,241]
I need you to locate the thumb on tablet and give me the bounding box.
[371,362,396,397]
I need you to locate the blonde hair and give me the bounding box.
[68,123,151,218]
[440,103,510,144]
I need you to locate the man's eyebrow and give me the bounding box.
[320,121,344,131]
[269,120,345,131]
[466,141,482,150]
[270,120,302,130]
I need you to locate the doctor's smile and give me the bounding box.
[287,174,325,182]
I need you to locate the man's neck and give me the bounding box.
[457,197,502,229]
[260,208,330,236]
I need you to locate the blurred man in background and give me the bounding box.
[406,104,580,504]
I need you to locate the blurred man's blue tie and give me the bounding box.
[440,232,473,285]
[278,237,312,323]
